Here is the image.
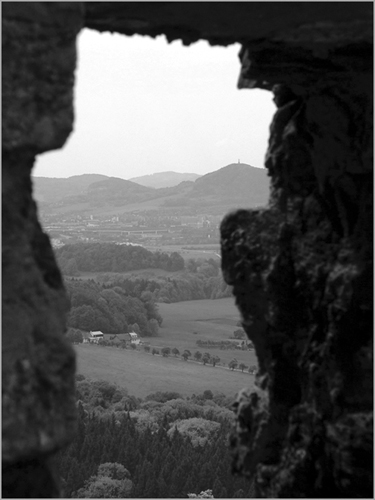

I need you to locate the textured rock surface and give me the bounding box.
[2,3,83,497]
[84,2,372,46]
[221,22,373,497]
[2,2,373,498]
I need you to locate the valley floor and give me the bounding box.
[75,343,255,399]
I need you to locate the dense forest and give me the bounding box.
[91,256,231,303]
[56,243,185,275]
[57,242,232,303]
[65,279,162,336]
[55,377,254,498]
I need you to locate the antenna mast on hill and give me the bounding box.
[238,159,240,164]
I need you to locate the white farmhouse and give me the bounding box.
[128,331,140,345]
[88,331,104,344]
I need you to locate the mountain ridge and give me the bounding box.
[32,174,109,203]
[32,163,270,213]
[128,171,201,188]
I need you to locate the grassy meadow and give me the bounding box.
[154,298,258,367]
[50,193,185,217]
[78,267,177,281]
[145,244,221,261]
[76,343,255,399]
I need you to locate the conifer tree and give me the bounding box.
[169,465,188,497]
[184,476,198,497]
[233,488,245,498]
[143,472,158,498]
[161,451,178,482]
[157,475,169,498]
[65,458,84,497]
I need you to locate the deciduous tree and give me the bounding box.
[182,350,191,361]
[233,329,245,339]
[161,347,171,357]
[188,489,214,498]
[194,351,202,362]
[228,359,238,371]
[168,418,220,447]
[203,390,213,400]
[211,355,220,367]
[76,462,133,498]
[148,318,159,337]
[202,353,211,365]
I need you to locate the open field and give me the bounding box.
[78,268,178,281]
[153,298,258,367]
[76,343,255,399]
[146,245,221,261]
[75,297,258,397]
[49,194,182,216]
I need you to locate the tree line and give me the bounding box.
[66,337,257,374]
[55,242,233,303]
[196,339,254,350]
[99,258,232,303]
[56,242,185,275]
[55,377,255,498]
[145,346,256,374]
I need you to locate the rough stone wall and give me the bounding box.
[2,3,83,497]
[2,2,373,498]
[221,24,373,499]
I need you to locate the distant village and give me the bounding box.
[41,212,222,249]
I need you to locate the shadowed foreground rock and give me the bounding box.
[2,2,373,497]
[2,3,83,497]
[221,30,373,496]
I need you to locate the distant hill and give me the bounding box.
[32,174,109,203]
[32,163,270,214]
[161,163,270,211]
[85,177,155,205]
[129,171,201,188]
[32,174,157,205]
[190,163,269,204]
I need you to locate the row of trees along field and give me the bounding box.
[65,279,162,336]
[55,377,255,498]
[56,243,185,275]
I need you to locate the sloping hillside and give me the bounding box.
[161,163,270,211]
[85,177,156,206]
[129,171,201,188]
[32,174,109,203]
[190,163,269,204]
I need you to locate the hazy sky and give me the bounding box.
[34,29,276,180]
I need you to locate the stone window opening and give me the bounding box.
[3,3,372,498]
